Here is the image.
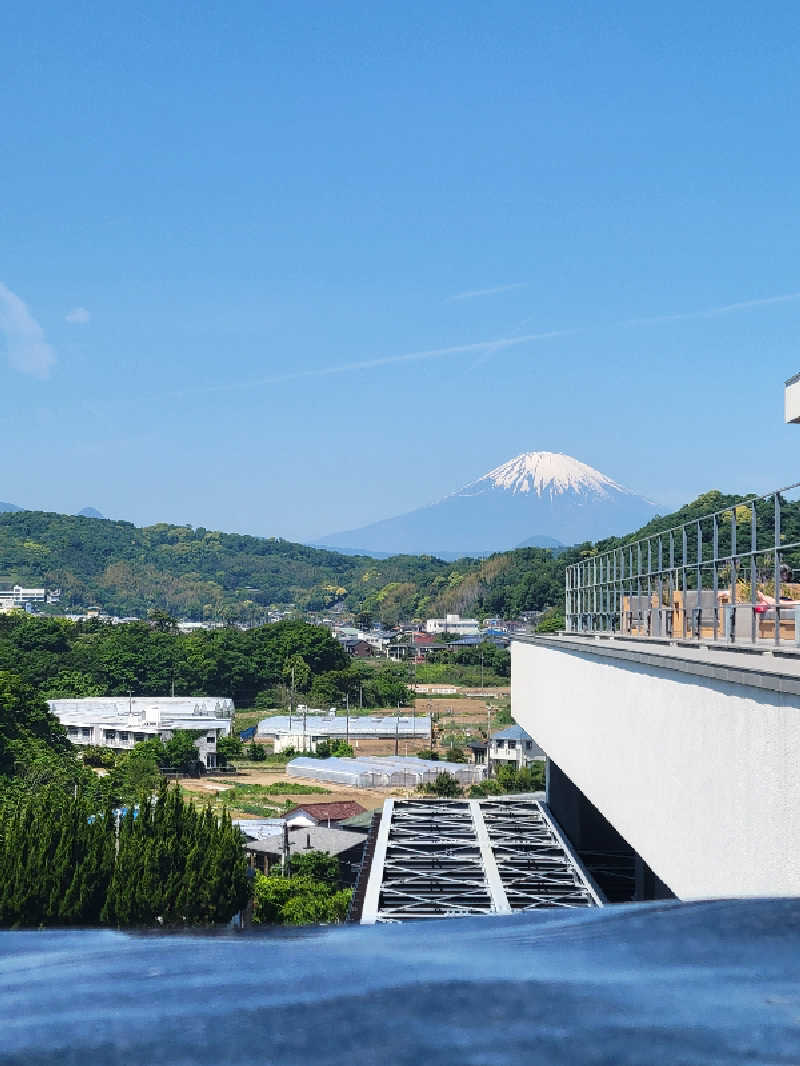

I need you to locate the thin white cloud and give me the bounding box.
[151,328,575,402]
[139,284,800,405]
[65,307,91,325]
[450,282,528,302]
[0,282,56,378]
[623,290,800,326]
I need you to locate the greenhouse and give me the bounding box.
[258,714,431,739]
[286,756,486,789]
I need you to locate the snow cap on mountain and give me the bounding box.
[455,451,630,500]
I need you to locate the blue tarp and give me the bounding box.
[239,726,256,741]
[1,899,799,1063]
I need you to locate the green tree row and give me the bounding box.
[0,779,249,927]
[0,616,350,706]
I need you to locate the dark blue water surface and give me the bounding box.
[2,900,800,1065]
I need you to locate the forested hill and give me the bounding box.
[2,492,781,622]
[0,509,574,621]
[0,511,465,619]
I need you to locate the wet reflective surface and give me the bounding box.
[2,899,800,1064]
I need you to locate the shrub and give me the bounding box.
[314,739,354,759]
[81,746,115,768]
[423,772,462,798]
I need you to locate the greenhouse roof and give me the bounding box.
[258,715,431,737]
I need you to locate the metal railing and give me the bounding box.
[566,481,800,646]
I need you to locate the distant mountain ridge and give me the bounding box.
[0,501,105,518]
[318,450,659,554]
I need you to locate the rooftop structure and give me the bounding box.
[425,613,480,636]
[49,696,233,768]
[242,825,366,881]
[565,479,800,647]
[355,796,600,923]
[283,801,367,826]
[287,755,485,789]
[257,713,431,753]
[233,818,284,840]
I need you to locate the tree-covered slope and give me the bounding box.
[3,491,789,623]
[0,511,477,619]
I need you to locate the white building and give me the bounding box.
[425,613,481,636]
[0,585,60,612]
[468,724,545,769]
[257,713,432,753]
[49,696,234,768]
[287,755,485,789]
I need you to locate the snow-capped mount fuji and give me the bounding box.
[459,452,633,501]
[318,451,659,557]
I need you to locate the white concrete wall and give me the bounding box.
[786,376,800,423]
[512,640,800,898]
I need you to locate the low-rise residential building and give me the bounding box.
[341,638,374,657]
[240,825,367,882]
[468,724,544,770]
[282,801,367,828]
[49,696,234,768]
[332,625,393,653]
[425,613,481,636]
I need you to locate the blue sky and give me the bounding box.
[3,2,800,541]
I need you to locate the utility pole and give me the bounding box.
[486,701,492,779]
[297,665,306,754]
[289,665,294,735]
[282,820,291,877]
[345,691,349,747]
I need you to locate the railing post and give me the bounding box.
[775,493,781,647]
[751,504,758,644]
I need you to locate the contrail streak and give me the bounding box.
[149,328,575,401]
[449,282,528,301]
[622,290,800,326]
[142,286,800,403]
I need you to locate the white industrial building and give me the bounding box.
[257,713,431,753]
[287,755,485,789]
[0,585,60,612]
[49,696,234,768]
[425,614,480,636]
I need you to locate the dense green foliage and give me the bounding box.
[313,739,355,759]
[4,488,792,635]
[0,614,349,706]
[251,852,351,925]
[0,509,571,622]
[469,763,546,797]
[0,673,113,814]
[0,510,471,618]
[0,780,248,927]
[422,772,463,798]
[0,670,71,779]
